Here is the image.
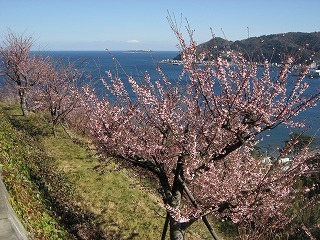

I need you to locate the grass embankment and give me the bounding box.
[0,103,233,239]
[0,104,71,239]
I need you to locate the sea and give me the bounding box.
[2,50,320,151]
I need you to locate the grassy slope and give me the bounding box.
[0,104,71,239]
[0,103,224,239]
[2,103,318,239]
[42,133,166,239]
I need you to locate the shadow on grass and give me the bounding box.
[29,167,108,240]
[0,104,110,239]
[1,105,52,139]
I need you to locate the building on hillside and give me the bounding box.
[308,62,320,78]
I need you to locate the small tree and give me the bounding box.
[29,58,82,135]
[0,32,46,116]
[83,25,320,239]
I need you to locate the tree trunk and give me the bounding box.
[168,155,186,240]
[161,213,170,240]
[19,89,29,116]
[170,221,186,240]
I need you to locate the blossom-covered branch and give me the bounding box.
[83,22,320,239]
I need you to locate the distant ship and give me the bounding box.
[125,49,152,53]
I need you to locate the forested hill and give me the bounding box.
[174,32,320,64]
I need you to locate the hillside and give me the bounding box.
[174,32,320,63]
[0,103,232,239]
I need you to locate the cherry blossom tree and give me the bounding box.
[28,58,82,135]
[0,32,47,116]
[82,24,320,239]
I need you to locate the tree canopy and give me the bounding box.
[83,24,320,239]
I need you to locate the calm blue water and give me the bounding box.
[40,50,182,82]
[2,51,320,149]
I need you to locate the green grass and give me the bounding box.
[0,103,234,239]
[0,103,71,239]
[42,132,166,239]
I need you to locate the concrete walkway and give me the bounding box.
[0,170,29,240]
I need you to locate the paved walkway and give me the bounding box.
[0,170,29,240]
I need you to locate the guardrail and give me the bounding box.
[0,169,29,240]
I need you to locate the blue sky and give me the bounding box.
[0,0,319,51]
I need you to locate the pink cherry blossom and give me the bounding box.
[82,23,320,239]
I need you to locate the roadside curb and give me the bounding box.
[0,168,29,240]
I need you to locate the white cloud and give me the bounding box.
[127,39,140,44]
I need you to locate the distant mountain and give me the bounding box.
[174,32,320,64]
